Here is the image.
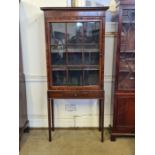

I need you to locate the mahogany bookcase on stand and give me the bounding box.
[41,7,109,142]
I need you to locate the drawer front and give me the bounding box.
[48,90,104,99]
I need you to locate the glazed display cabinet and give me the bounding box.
[110,0,135,141]
[41,7,108,142]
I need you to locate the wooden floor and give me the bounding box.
[20,129,135,155]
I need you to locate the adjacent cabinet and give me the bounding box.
[41,7,109,142]
[110,0,135,141]
[19,30,29,148]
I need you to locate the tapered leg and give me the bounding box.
[47,98,52,141]
[51,99,55,131]
[101,99,104,142]
[99,100,101,131]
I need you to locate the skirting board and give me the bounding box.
[28,114,111,128]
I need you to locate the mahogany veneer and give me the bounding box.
[41,7,108,142]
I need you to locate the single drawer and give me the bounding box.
[48,90,104,99]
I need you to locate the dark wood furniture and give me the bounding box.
[41,7,108,142]
[19,29,29,148]
[110,0,135,141]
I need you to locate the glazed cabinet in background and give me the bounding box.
[110,0,135,141]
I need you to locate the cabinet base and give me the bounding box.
[19,120,29,150]
[24,125,30,133]
[110,132,135,141]
[109,125,134,141]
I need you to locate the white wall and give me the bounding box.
[20,0,117,127]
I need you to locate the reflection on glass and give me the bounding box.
[119,53,135,72]
[118,72,135,89]
[51,23,66,45]
[121,9,135,53]
[68,70,83,86]
[67,44,82,52]
[121,23,135,52]
[119,51,135,89]
[51,44,65,53]
[119,8,135,90]
[122,9,135,23]
[51,53,66,65]
[84,70,99,85]
[119,58,135,72]
[67,23,83,52]
[67,22,100,51]
[50,24,66,66]
[68,53,82,65]
[67,23,83,44]
[52,71,66,85]
[84,52,99,65]
[83,22,99,43]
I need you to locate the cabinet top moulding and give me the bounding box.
[116,0,135,5]
[40,7,109,11]
[40,7,109,17]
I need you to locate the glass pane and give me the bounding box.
[67,22,83,44]
[52,70,67,86]
[51,53,66,65]
[121,23,135,52]
[122,9,135,23]
[84,69,99,85]
[118,9,135,90]
[119,59,135,72]
[51,23,66,45]
[83,22,99,44]
[68,69,83,86]
[119,53,135,72]
[50,23,66,65]
[84,52,99,65]
[121,9,135,52]
[68,53,82,65]
[118,53,135,90]
[67,23,83,53]
[83,22,100,66]
[118,72,135,89]
[67,22,100,52]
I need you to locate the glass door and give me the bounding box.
[50,21,100,86]
[118,9,135,90]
